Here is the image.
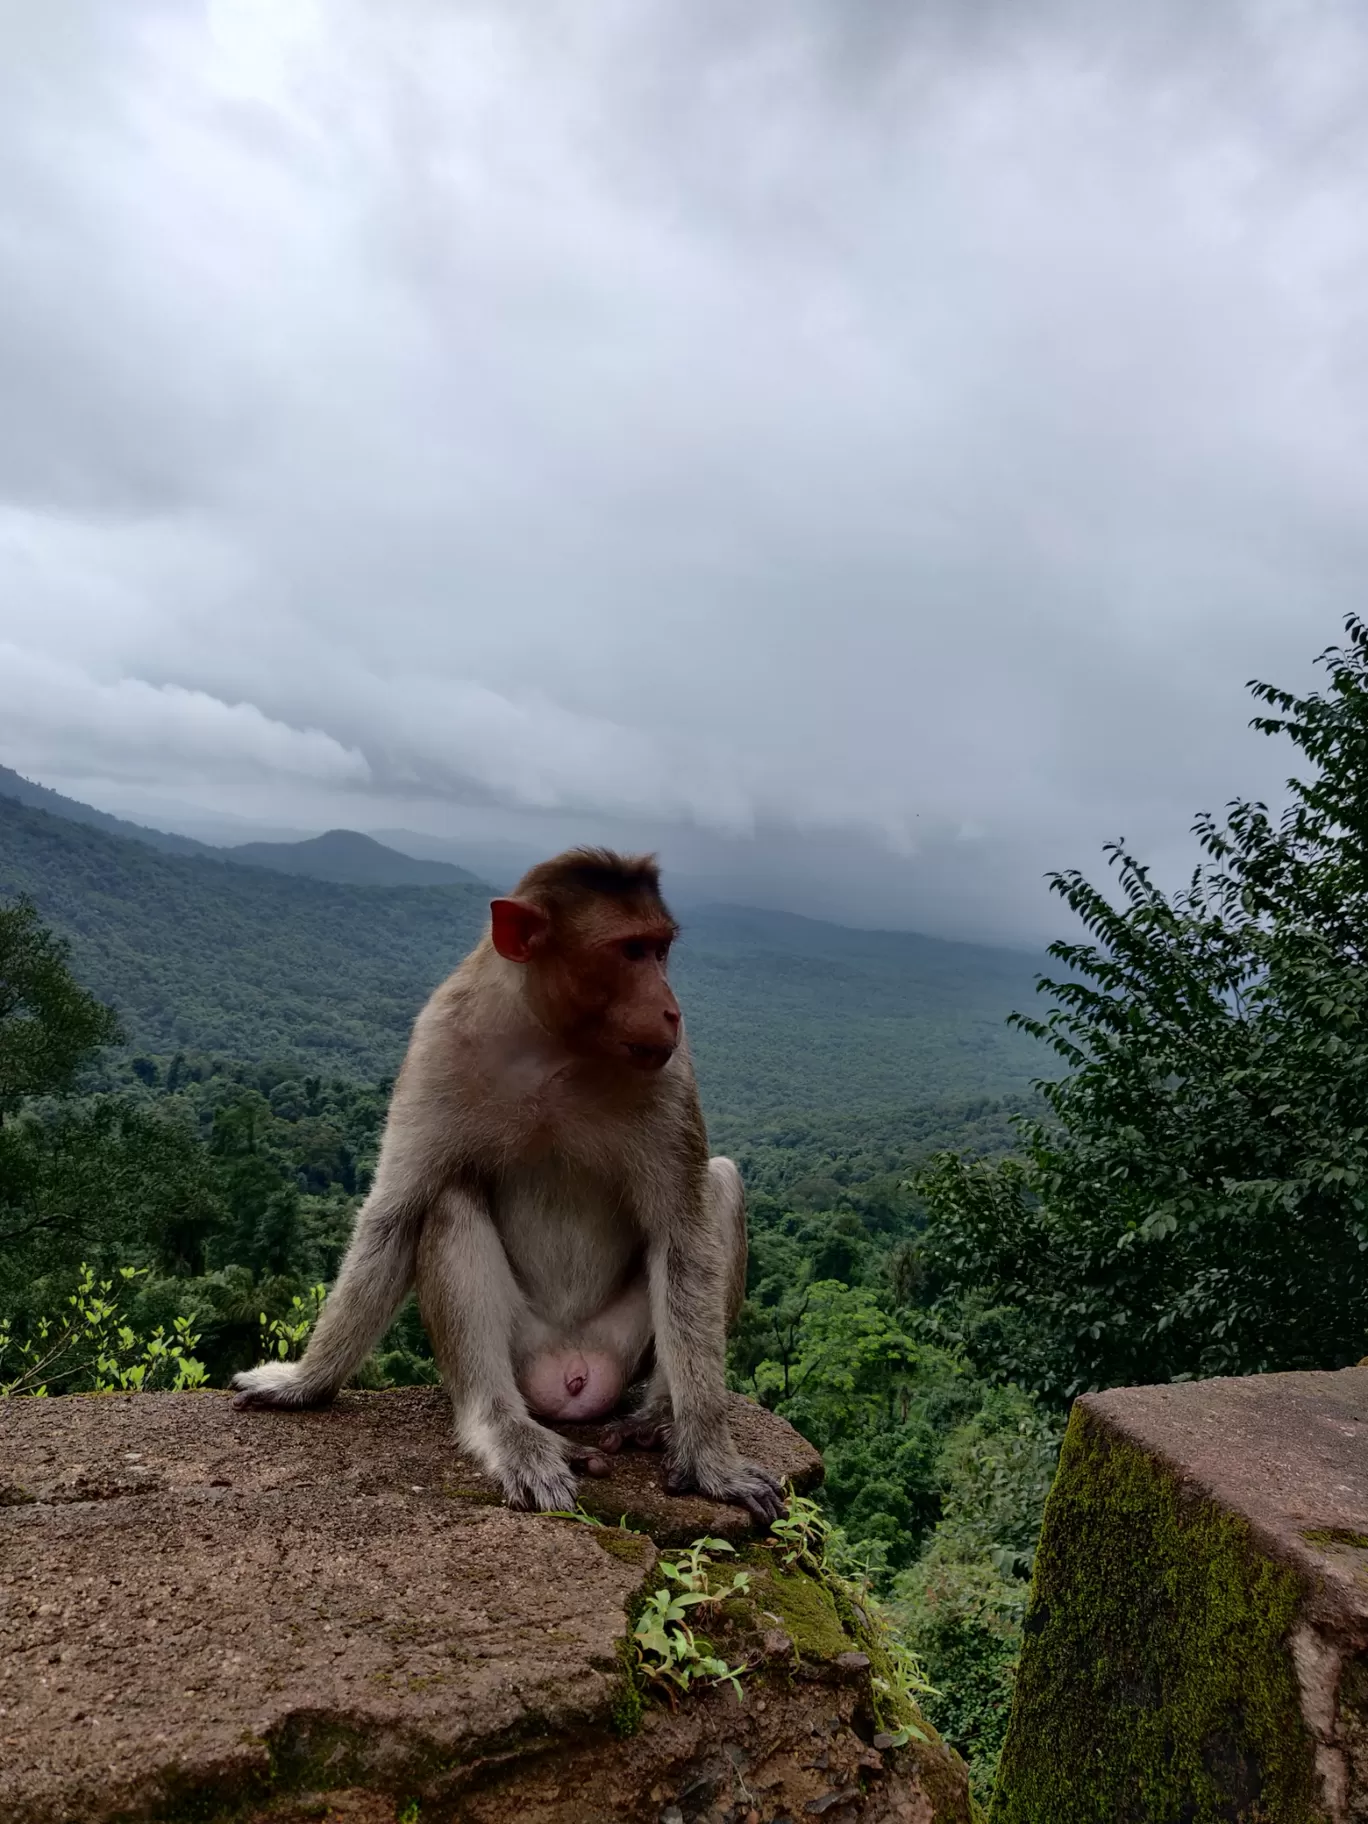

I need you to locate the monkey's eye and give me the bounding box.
[621,939,649,962]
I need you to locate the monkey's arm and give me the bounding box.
[646,1207,786,1524]
[231,1175,423,1409]
[418,1183,585,1511]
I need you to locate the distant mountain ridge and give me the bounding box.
[0,789,1050,1120]
[0,766,483,888]
[228,829,481,887]
[0,764,212,857]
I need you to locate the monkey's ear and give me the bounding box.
[490,897,550,963]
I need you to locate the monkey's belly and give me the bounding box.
[520,1347,627,1422]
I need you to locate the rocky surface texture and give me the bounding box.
[0,1387,974,1824]
[992,1367,1368,1824]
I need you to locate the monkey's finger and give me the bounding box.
[600,1422,664,1454]
[633,1422,670,1451]
[747,1484,789,1523]
[567,1450,610,1476]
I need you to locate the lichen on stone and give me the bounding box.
[991,1405,1324,1824]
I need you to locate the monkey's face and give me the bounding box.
[491,892,683,1069]
[550,918,682,1070]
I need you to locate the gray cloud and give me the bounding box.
[3,0,1367,940]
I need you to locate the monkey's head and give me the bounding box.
[489,848,683,1071]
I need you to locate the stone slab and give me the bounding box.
[6,1387,973,1824]
[1084,1369,1368,1640]
[992,1367,1368,1824]
[0,1385,823,1545]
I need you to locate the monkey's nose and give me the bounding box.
[663,1007,680,1030]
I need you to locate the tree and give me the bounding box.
[0,898,119,1115]
[0,898,227,1312]
[920,615,1368,1400]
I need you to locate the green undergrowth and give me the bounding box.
[553,1491,943,1757]
[991,1407,1324,1824]
[765,1492,938,1748]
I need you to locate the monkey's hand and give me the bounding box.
[664,1439,787,1525]
[486,1419,584,1512]
[231,1361,331,1409]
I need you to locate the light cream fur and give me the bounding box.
[232,914,782,1518]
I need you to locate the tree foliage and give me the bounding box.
[920,614,1368,1399]
[0,897,119,1114]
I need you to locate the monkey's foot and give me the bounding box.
[665,1453,788,1525]
[600,1376,672,1453]
[491,1422,586,1512]
[230,1362,332,1410]
[566,1445,611,1477]
[599,1416,670,1454]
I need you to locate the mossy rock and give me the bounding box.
[991,1369,1368,1823]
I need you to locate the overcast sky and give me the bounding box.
[3,1,1367,941]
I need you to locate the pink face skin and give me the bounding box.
[521,1347,626,1422]
[488,897,683,1070]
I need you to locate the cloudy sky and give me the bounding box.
[3,0,1367,941]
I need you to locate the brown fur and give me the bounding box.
[231,849,784,1521]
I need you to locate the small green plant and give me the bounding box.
[632,1536,753,1703]
[870,1633,938,1748]
[547,1501,643,1533]
[396,1801,420,1824]
[663,1536,753,1600]
[0,1264,208,1397]
[258,1283,326,1361]
[769,1488,831,1573]
[769,1487,934,1745]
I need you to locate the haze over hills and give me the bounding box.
[0,766,488,888]
[227,829,481,887]
[0,789,1052,1125]
[0,764,212,858]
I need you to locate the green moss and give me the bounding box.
[441,1483,503,1505]
[610,1636,646,1737]
[1303,1526,1368,1550]
[758,1565,855,1662]
[589,1529,652,1567]
[991,1406,1324,1824]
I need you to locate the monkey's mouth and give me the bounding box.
[624,1043,674,1071]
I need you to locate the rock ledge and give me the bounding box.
[1,1387,972,1824]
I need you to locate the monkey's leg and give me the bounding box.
[232,1188,421,1409]
[715,1155,749,1330]
[603,1156,746,1453]
[417,1184,583,1511]
[648,1157,786,1523]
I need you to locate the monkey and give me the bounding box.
[231,848,784,1522]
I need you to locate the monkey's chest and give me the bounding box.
[491,1159,641,1324]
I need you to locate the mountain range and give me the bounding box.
[0,768,1051,1126]
[0,767,483,885]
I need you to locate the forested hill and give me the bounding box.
[227,828,482,886]
[0,793,1049,1122]
[0,763,211,857]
